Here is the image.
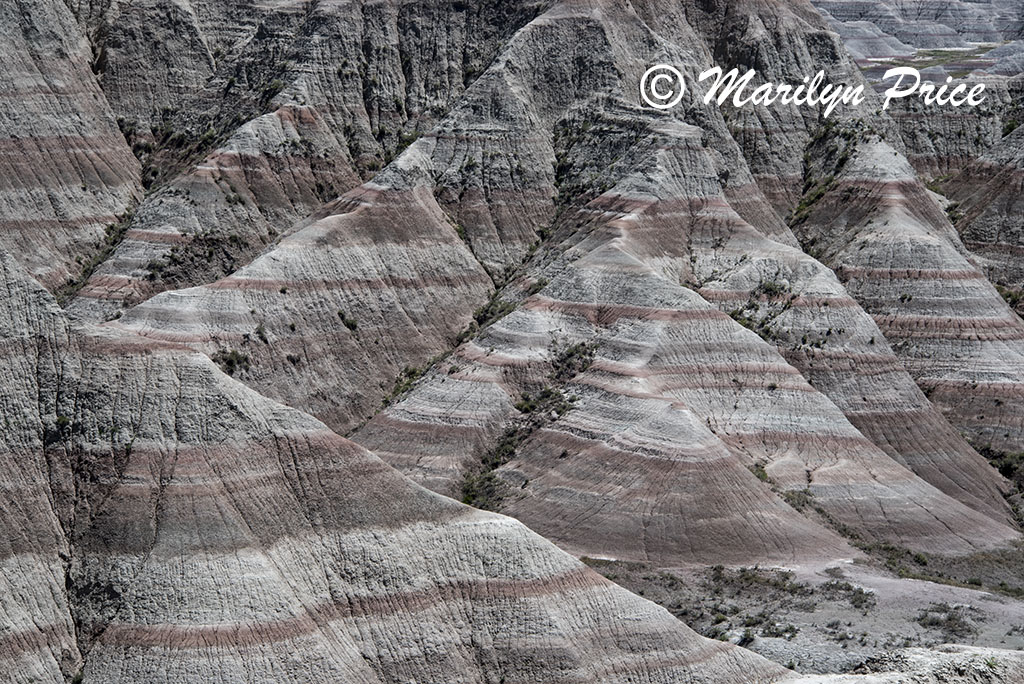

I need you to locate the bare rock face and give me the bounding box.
[0,248,794,683]
[64,0,548,322]
[0,0,141,290]
[811,0,1024,54]
[946,122,1024,296]
[819,18,915,61]
[7,0,1024,680]
[353,126,1017,563]
[112,0,1020,568]
[793,132,1024,455]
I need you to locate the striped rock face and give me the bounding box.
[793,136,1024,456]
[0,0,141,290]
[352,121,1017,563]
[947,124,1024,294]
[111,0,1020,564]
[6,0,1024,680]
[63,0,548,322]
[811,0,1024,52]
[0,249,791,683]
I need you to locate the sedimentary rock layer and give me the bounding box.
[0,246,794,683]
[793,132,1024,455]
[0,0,141,289]
[108,0,1021,565]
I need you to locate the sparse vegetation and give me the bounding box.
[821,580,876,612]
[460,339,597,510]
[916,602,979,640]
[996,284,1024,313]
[748,463,770,482]
[213,349,250,376]
[514,386,576,416]
[781,488,812,511]
[460,427,521,509]
[337,310,358,332]
[56,208,137,306]
[550,341,596,381]
[384,365,426,405]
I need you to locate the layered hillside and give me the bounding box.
[4,0,1024,680]
[0,247,797,683]
[109,0,1021,562]
[792,129,1024,456]
[812,0,1024,54]
[0,0,141,290]
[64,0,546,321]
[946,122,1024,298]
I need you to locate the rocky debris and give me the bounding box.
[583,558,1024,678]
[800,645,1024,682]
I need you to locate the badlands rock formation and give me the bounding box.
[112,0,1021,556]
[811,0,1024,54]
[64,0,547,321]
[0,0,141,290]
[3,0,1024,681]
[0,248,792,682]
[947,122,1024,293]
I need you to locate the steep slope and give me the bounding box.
[0,248,791,684]
[946,121,1024,301]
[792,130,1024,456]
[7,0,1024,679]
[0,0,141,290]
[354,123,1017,562]
[66,0,548,321]
[112,0,1020,563]
[811,0,1024,52]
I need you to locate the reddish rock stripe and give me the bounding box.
[522,296,730,324]
[720,430,884,454]
[874,314,1024,340]
[922,379,1024,400]
[0,215,120,231]
[75,273,138,295]
[592,359,805,380]
[782,349,911,374]
[699,290,862,308]
[122,229,190,245]
[0,134,132,155]
[458,344,542,368]
[527,424,730,463]
[93,568,601,649]
[207,273,492,292]
[835,266,986,280]
[833,178,919,196]
[74,332,194,354]
[964,240,1024,257]
[0,620,72,660]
